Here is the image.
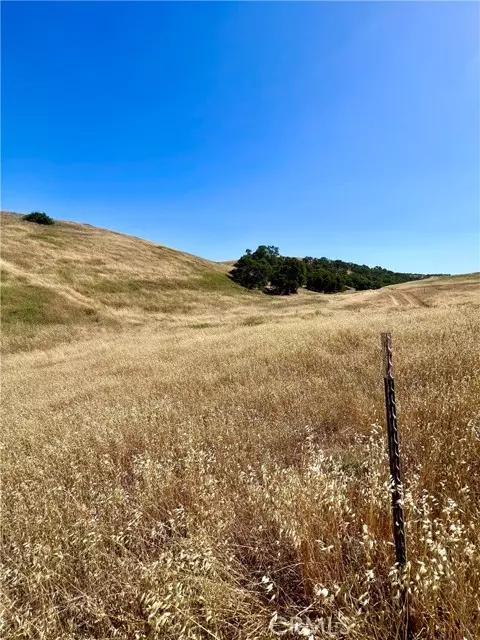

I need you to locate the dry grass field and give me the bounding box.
[1,212,480,639]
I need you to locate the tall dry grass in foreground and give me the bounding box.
[2,292,480,638]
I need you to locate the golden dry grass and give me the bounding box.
[1,213,480,639]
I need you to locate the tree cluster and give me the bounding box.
[303,257,428,292]
[231,246,307,295]
[231,246,432,295]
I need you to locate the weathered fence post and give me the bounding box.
[381,333,411,639]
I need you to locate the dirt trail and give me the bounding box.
[383,288,429,309]
[387,293,400,306]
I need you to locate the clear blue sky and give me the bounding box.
[2,1,479,273]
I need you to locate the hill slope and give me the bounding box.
[1,211,252,349]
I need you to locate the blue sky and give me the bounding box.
[2,1,479,273]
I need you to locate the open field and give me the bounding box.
[2,213,480,639]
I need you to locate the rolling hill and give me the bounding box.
[0,211,254,350]
[1,211,478,353]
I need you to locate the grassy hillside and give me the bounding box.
[2,212,480,639]
[0,211,253,351]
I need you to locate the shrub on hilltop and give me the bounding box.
[23,211,54,225]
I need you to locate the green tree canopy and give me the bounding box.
[231,252,271,290]
[306,270,346,294]
[270,257,306,295]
